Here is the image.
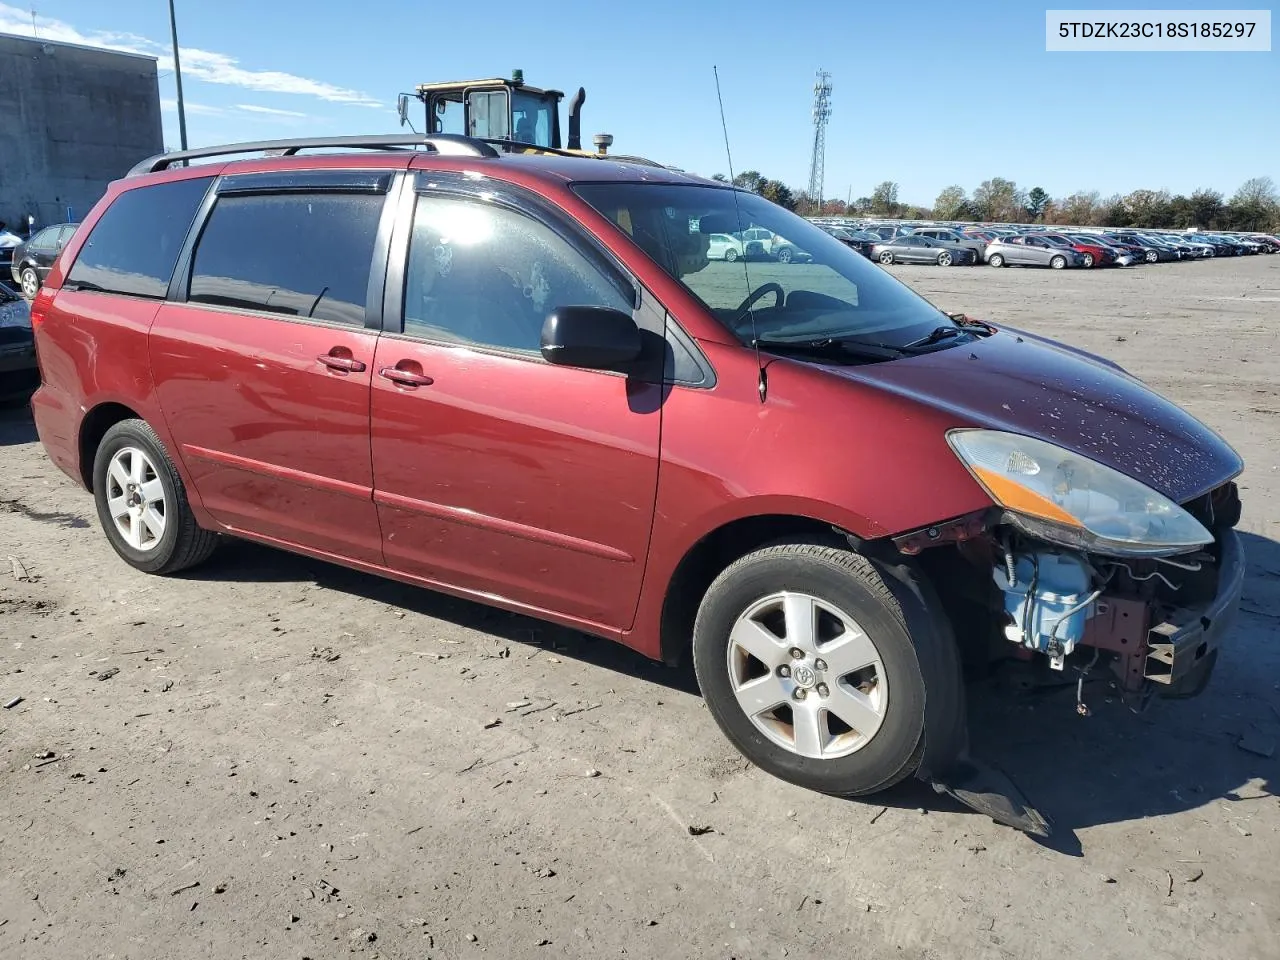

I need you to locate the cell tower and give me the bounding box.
[807,69,832,206]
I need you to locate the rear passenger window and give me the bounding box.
[66,177,210,298]
[188,193,382,326]
[28,227,62,252]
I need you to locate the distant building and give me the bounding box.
[0,32,162,232]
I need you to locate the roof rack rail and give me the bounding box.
[128,134,499,176]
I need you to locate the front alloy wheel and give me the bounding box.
[878,251,894,265]
[1050,255,1067,269]
[937,251,953,267]
[726,592,888,759]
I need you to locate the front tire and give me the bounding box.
[692,544,929,797]
[1050,254,1067,270]
[987,253,1005,268]
[878,251,894,265]
[724,248,739,262]
[93,419,218,575]
[937,251,953,267]
[776,247,794,264]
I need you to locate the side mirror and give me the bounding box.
[541,306,641,371]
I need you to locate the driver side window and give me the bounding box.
[402,195,633,354]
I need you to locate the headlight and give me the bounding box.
[947,429,1213,557]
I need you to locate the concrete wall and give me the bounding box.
[0,33,162,233]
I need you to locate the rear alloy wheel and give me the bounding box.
[724,248,739,262]
[1145,249,1158,263]
[19,267,39,299]
[776,247,794,264]
[987,253,1005,268]
[1081,253,1094,268]
[878,251,894,265]
[937,251,953,267]
[93,419,218,575]
[693,544,936,797]
[1050,254,1067,270]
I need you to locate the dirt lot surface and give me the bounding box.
[2,256,1278,960]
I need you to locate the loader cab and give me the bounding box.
[412,71,585,151]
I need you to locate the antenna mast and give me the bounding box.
[807,69,832,208]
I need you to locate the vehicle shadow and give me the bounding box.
[0,398,38,444]
[185,537,701,696]
[184,530,1279,851]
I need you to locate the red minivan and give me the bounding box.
[29,135,1244,835]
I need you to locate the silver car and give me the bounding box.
[985,236,1086,269]
[872,234,977,266]
[908,227,987,263]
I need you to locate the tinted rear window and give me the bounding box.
[188,193,381,326]
[66,177,211,298]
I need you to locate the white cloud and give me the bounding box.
[0,3,380,107]
[233,104,310,118]
[160,98,229,117]
[179,48,378,106]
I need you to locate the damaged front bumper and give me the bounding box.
[1083,529,1244,700]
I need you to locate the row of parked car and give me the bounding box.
[809,220,1280,270]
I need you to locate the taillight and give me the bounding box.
[30,287,54,333]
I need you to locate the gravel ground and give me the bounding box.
[1,254,1278,960]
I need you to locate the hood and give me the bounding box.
[825,328,1242,504]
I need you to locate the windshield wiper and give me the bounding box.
[904,325,964,350]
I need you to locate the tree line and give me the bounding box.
[714,171,1280,232]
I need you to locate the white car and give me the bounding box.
[0,228,22,273]
[707,233,745,262]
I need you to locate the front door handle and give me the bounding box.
[379,365,434,387]
[317,352,366,373]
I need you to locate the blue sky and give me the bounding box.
[3,0,1275,205]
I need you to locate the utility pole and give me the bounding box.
[167,0,188,151]
[806,69,832,208]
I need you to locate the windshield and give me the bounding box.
[572,184,953,345]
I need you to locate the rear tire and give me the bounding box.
[1081,253,1094,268]
[92,419,218,575]
[724,248,739,262]
[19,267,39,299]
[1145,250,1158,263]
[987,253,1005,268]
[1050,254,1067,270]
[693,544,930,797]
